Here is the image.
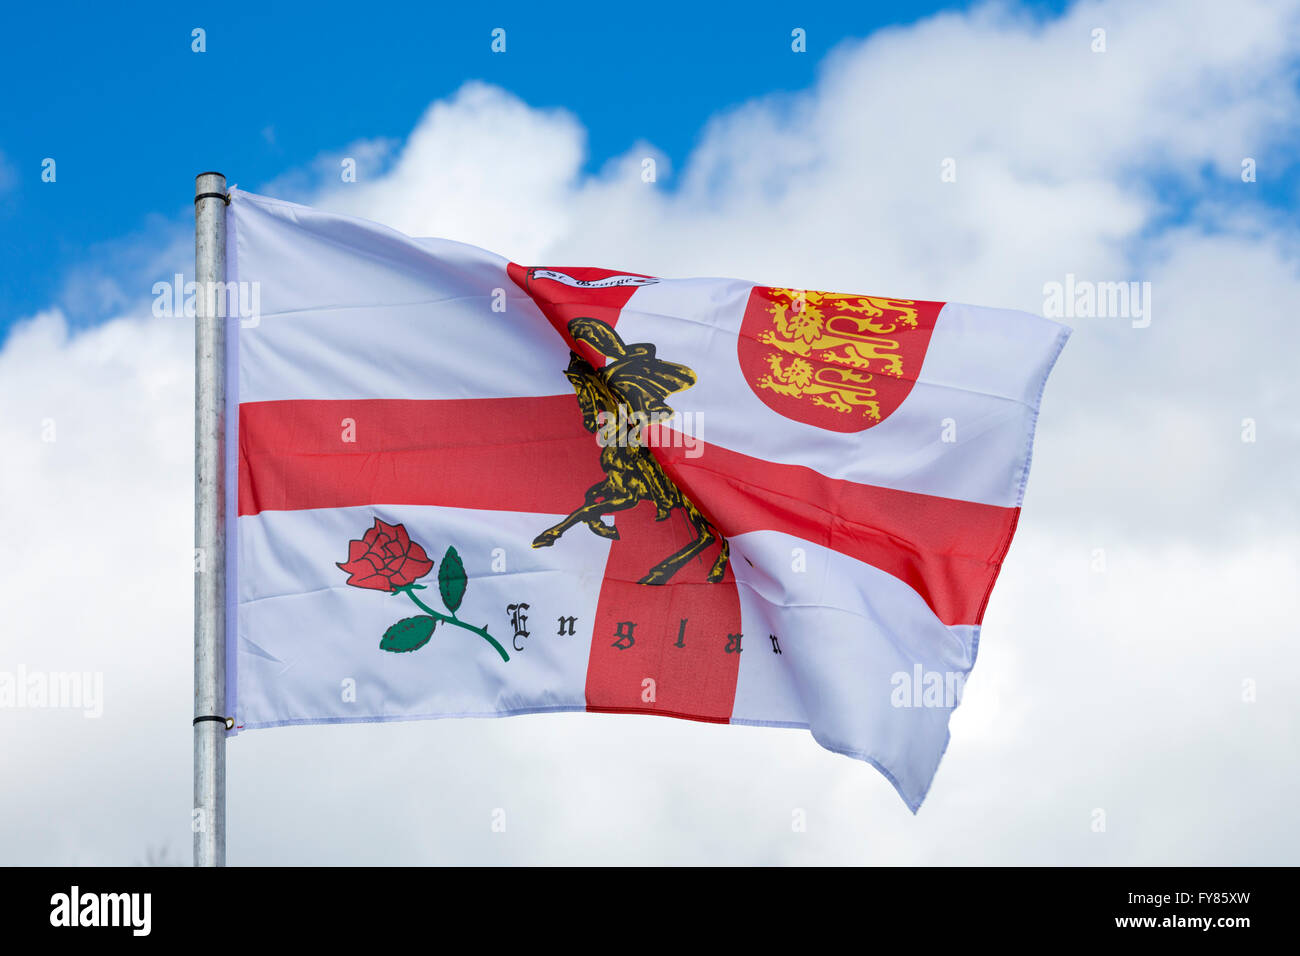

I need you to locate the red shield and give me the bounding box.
[736,286,944,433]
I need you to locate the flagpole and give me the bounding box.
[194,171,228,867]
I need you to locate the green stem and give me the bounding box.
[396,587,510,662]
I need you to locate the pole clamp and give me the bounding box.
[194,715,235,730]
[194,191,231,205]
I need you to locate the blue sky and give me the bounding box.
[0,0,1078,338]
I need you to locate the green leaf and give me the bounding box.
[438,545,467,613]
[379,615,437,653]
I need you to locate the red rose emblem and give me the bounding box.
[337,519,434,591]
[336,520,510,662]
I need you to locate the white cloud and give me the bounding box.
[2,0,1298,863]
[323,82,587,262]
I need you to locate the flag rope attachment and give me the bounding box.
[193,716,236,730]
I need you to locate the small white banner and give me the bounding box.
[528,268,659,289]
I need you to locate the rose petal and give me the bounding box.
[337,555,376,578]
[337,559,393,590]
[346,572,394,592]
[392,554,434,586]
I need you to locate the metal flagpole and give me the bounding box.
[194,171,228,867]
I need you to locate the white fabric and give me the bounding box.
[231,191,573,403]
[728,530,981,809]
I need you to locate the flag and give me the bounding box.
[224,189,1069,810]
